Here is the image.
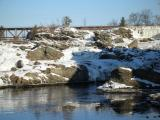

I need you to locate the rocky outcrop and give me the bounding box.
[133,69,160,84]
[27,46,64,61]
[8,64,89,87]
[45,65,89,83]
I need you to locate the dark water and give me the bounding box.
[0,85,160,120]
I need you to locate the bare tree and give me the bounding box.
[108,19,118,26]
[154,15,160,25]
[128,13,140,25]
[62,16,72,27]
[140,9,153,25]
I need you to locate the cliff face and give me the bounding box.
[0,27,160,89]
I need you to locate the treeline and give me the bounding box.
[109,9,160,26]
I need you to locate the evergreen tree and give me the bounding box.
[119,17,126,27]
[62,16,72,27]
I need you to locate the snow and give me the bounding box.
[120,67,132,72]
[0,43,29,71]
[98,81,133,90]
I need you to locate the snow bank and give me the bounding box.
[0,43,29,71]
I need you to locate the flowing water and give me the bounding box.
[0,85,159,120]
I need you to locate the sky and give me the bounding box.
[0,0,159,27]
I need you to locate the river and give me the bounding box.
[0,84,159,120]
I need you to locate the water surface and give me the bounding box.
[0,85,159,120]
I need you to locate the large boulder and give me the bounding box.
[27,46,63,61]
[27,47,45,60]
[45,47,64,60]
[46,65,89,83]
[94,31,112,48]
[110,67,140,87]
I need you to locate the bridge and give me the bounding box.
[0,27,32,39]
[0,26,116,40]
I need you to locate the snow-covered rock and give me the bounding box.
[0,27,160,88]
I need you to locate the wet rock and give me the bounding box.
[99,52,118,59]
[133,69,160,84]
[16,60,23,68]
[62,102,80,110]
[111,67,134,86]
[149,93,160,101]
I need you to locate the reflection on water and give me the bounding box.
[0,85,160,120]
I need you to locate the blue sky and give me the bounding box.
[0,0,159,27]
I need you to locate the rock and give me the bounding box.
[62,102,80,110]
[110,67,140,87]
[99,52,117,59]
[19,46,28,50]
[34,61,41,65]
[113,28,133,38]
[128,40,138,48]
[69,65,89,83]
[133,69,160,84]
[24,72,41,84]
[47,65,89,83]
[111,67,132,84]
[11,67,17,71]
[27,46,63,61]
[27,47,45,61]
[150,93,160,101]
[16,60,23,68]
[139,38,153,42]
[45,46,64,60]
[94,31,112,48]
[46,74,67,84]
[114,37,124,43]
